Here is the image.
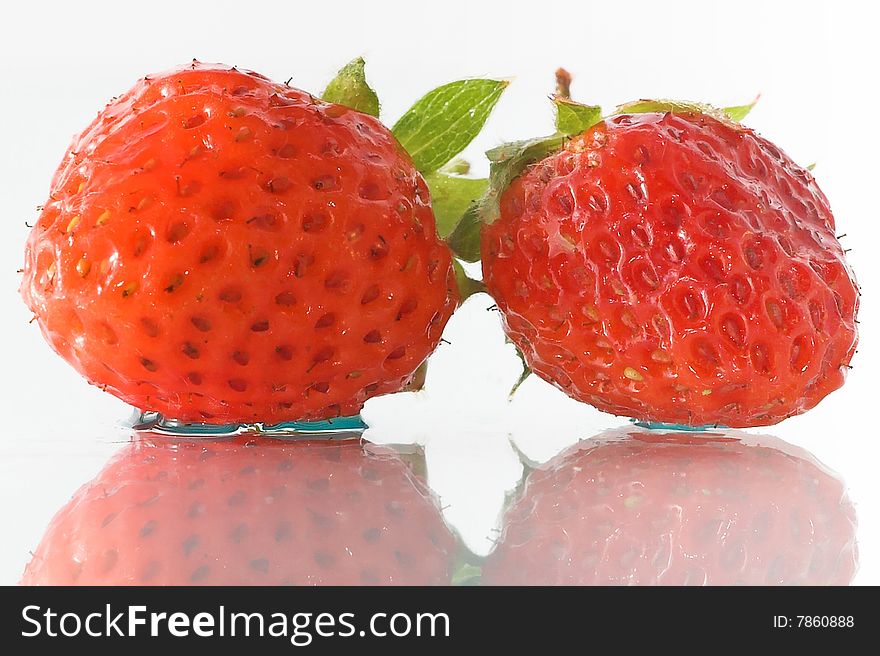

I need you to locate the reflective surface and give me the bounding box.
[22,433,456,586]
[484,427,857,585]
[16,424,857,586]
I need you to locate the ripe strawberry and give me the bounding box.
[22,434,456,585]
[20,61,508,424]
[477,90,858,427]
[482,429,858,585]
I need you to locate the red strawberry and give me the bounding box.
[22,434,456,585]
[20,61,472,424]
[482,429,858,585]
[477,89,858,427]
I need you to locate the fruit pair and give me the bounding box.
[22,64,858,428]
[22,428,857,586]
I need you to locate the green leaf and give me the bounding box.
[723,95,760,122]
[426,173,488,238]
[322,57,380,117]
[554,98,602,136]
[615,98,719,117]
[615,97,758,123]
[392,79,509,174]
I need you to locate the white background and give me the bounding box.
[0,0,877,584]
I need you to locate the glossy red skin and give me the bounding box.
[482,112,858,427]
[22,435,456,586]
[482,430,858,586]
[21,62,458,424]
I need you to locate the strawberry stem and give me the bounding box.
[555,67,572,100]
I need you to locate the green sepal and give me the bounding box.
[616,98,725,119]
[614,97,758,123]
[482,134,566,223]
[392,78,509,174]
[452,259,486,302]
[425,173,488,238]
[440,158,472,175]
[722,95,760,122]
[446,202,484,263]
[554,97,602,136]
[485,134,565,164]
[507,339,532,397]
[510,364,532,397]
[321,57,380,117]
[445,133,566,261]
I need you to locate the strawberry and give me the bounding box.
[482,429,858,585]
[21,434,456,585]
[467,75,859,427]
[21,61,505,424]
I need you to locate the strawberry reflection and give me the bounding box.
[483,428,858,585]
[22,433,456,586]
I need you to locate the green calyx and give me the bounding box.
[446,69,602,261]
[447,134,566,262]
[392,78,508,249]
[446,202,483,263]
[392,80,509,266]
[320,59,509,254]
[322,57,380,117]
[444,71,595,261]
[614,96,759,123]
[508,339,532,397]
[452,259,486,303]
[321,62,760,276]
[446,134,566,262]
[552,67,602,135]
[554,98,603,135]
[719,96,760,121]
[443,68,759,262]
[426,172,488,239]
